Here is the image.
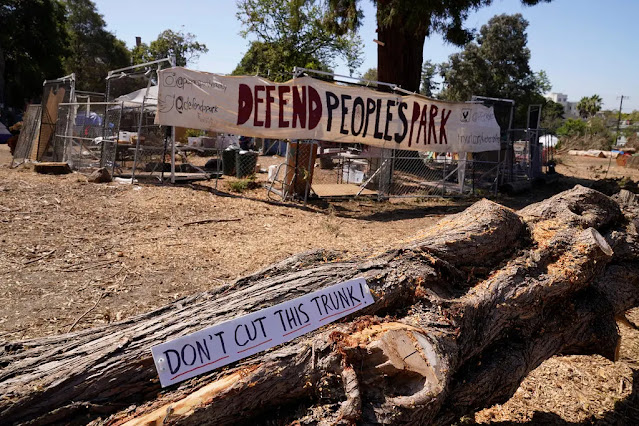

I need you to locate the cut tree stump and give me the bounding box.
[0,185,637,425]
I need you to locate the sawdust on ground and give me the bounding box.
[0,144,638,424]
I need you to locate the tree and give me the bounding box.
[323,0,550,92]
[133,29,208,67]
[438,14,551,127]
[0,0,69,116]
[577,94,603,119]
[419,60,438,97]
[63,0,130,92]
[1,186,638,425]
[361,67,377,82]
[541,99,565,133]
[232,40,333,79]
[235,0,363,81]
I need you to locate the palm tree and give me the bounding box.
[577,94,603,119]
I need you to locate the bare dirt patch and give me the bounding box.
[1,144,638,423]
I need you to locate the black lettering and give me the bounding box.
[274,309,288,331]
[321,294,331,313]
[337,288,351,307]
[439,109,452,144]
[395,102,408,143]
[351,97,365,136]
[340,94,351,135]
[234,324,248,347]
[374,99,383,139]
[346,285,361,304]
[325,91,339,132]
[383,100,395,141]
[254,316,267,338]
[285,307,299,329]
[298,303,310,324]
[164,349,181,375]
[214,331,227,354]
[181,344,197,366]
[328,292,340,310]
[195,339,211,363]
[363,98,376,137]
[310,296,323,315]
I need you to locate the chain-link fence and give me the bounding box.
[383,151,500,197]
[266,141,501,201]
[52,102,122,171]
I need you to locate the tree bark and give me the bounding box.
[0,185,637,426]
[375,4,425,93]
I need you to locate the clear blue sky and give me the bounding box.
[93,0,638,112]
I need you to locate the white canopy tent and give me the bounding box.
[539,134,559,147]
[113,85,158,109]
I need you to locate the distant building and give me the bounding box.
[544,92,579,118]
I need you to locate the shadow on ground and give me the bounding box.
[187,173,637,223]
[474,369,639,425]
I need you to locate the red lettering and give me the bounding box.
[439,109,451,144]
[292,86,306,128]
[264,86,275,128]
[278,86,290,128]
[254,85,265,127]
[428,105,438,144]
[308,86,322,130]
[417,106,428,145]
[237,84,253,125]
[408,102,420,147]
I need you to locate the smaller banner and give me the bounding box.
[152,278,374,387]
[156,67,501,153]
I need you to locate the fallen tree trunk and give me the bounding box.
[0,185,637,425]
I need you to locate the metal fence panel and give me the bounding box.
[53,102,122,172]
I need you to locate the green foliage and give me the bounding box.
[228,176,259,193]
[133,29,208,67]
[419,60,438,97]
[557,118,587,137]
[322,0,551,91]
[63,0,130,92]
[576,94,603,119]
[439,14,551,127]
[0,0,69,111]
[185,128,205,138]
[234,0,363,81]
[440,14,539,101]
[541,99,565,133]
[361,68,377,83]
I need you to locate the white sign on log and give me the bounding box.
[151,278,374,387]
[155,67,501,153]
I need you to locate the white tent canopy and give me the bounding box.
[539,134,558,147]
[114,85,158,108]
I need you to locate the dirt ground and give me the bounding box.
[1,144,638,424]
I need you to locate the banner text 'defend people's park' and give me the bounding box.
[156,67,501,153]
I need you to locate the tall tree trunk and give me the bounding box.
[0,187,637,425]
[376,13,425,93]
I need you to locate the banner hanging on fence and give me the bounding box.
[156,67,501,153]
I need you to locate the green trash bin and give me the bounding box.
[236,150,259,178]
[222,147,238,176]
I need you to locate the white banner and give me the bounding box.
[152,278,374,387]
[156,67,501,153]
